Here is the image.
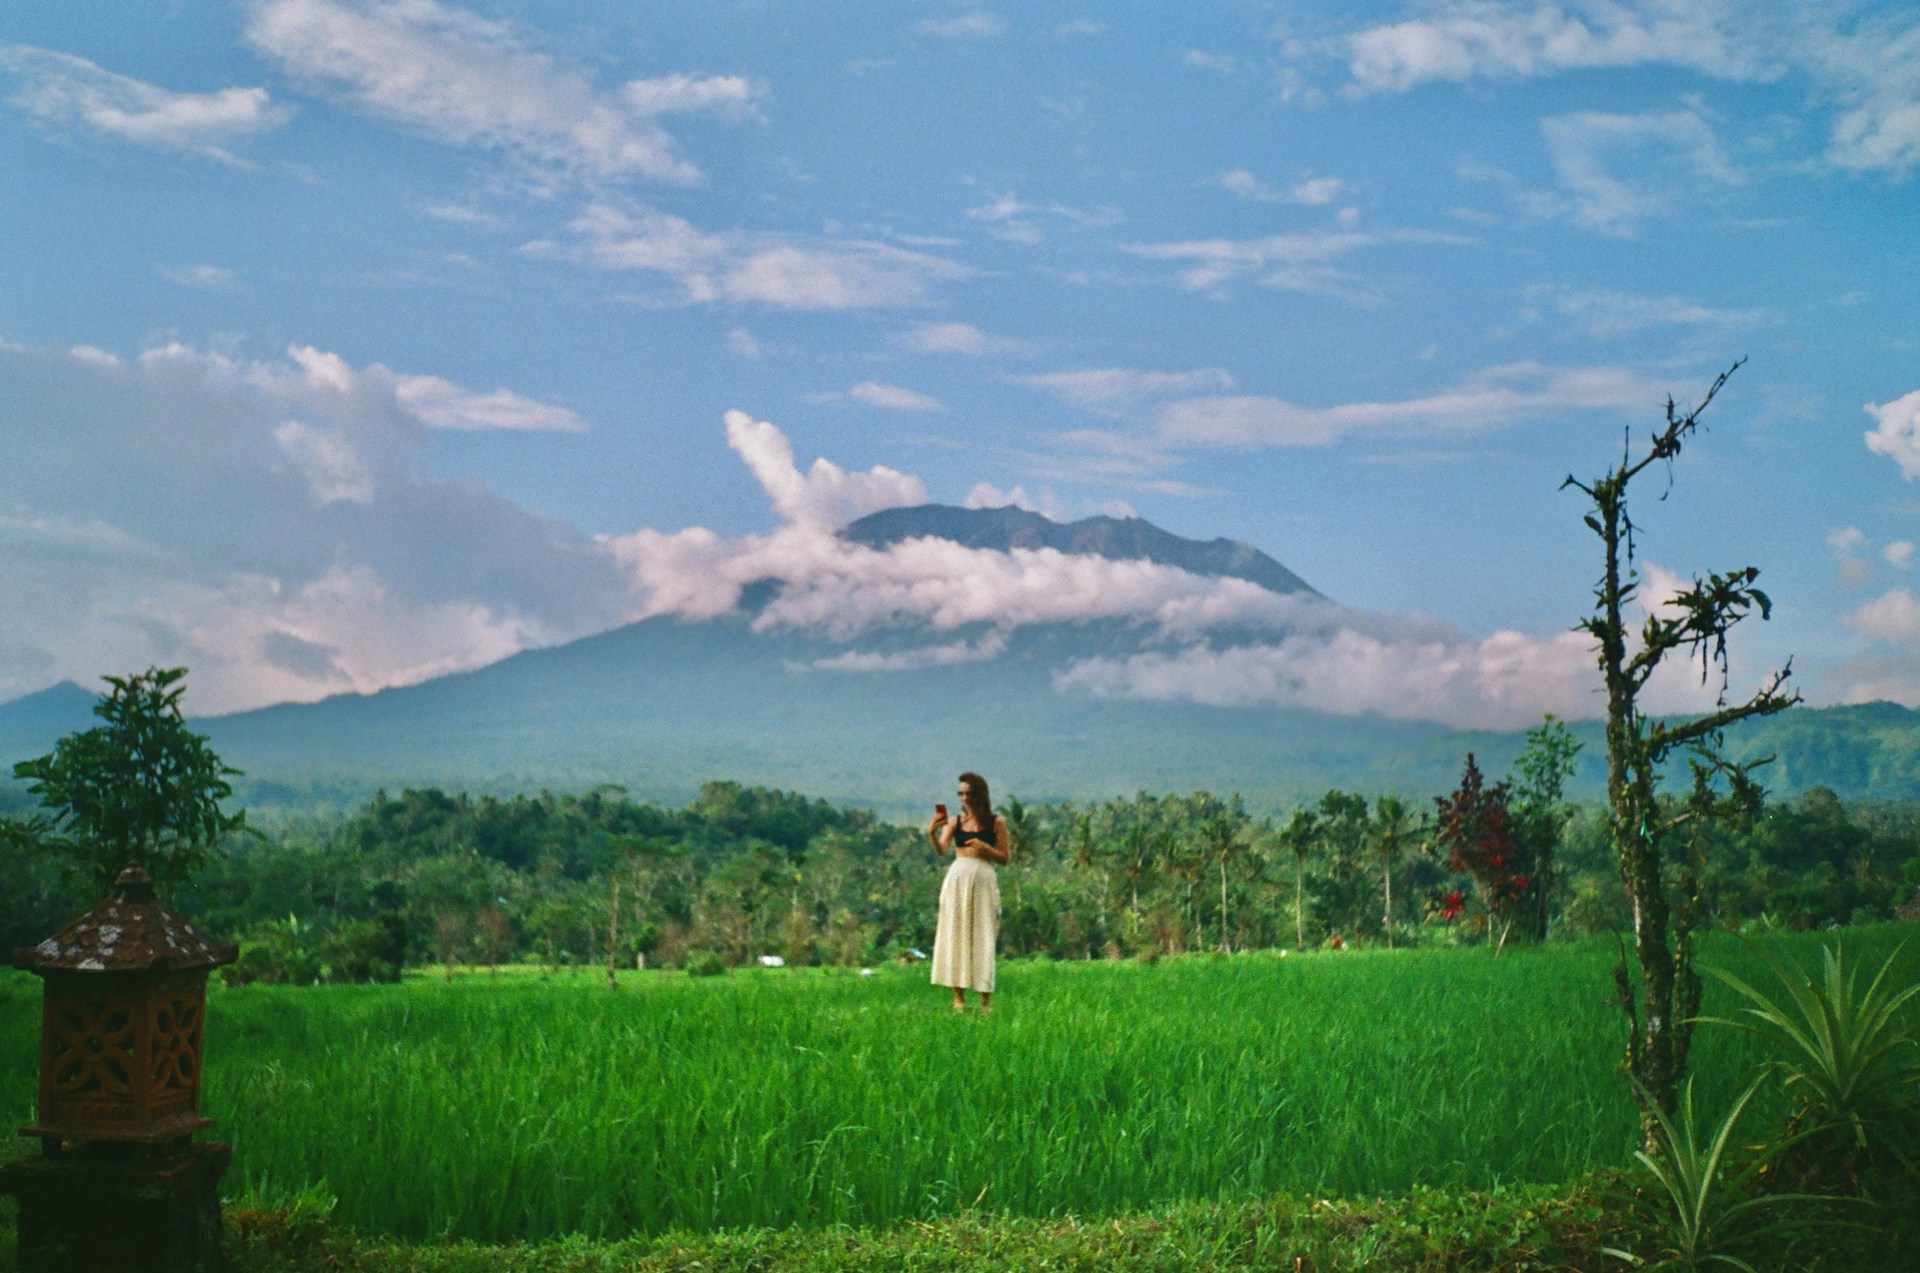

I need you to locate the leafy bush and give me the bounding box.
[1701,938,1920,1150]
[683,948,728,977]
[1603,1076,1823,1272]
[224,912,407,986]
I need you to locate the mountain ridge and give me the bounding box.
[841,504,1319,597]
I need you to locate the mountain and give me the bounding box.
[0,680,98,759]
[2,508,1917,816]
[841,504,1319,597]
[182,611,1484,815]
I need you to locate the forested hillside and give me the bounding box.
[7,773,1915,983]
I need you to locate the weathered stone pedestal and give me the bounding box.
[6,865,241,1273]
[1,1142,231,1273]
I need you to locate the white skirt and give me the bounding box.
[931,855,999,993]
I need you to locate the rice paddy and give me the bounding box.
[4,928,1904,1243]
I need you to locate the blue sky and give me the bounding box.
[1,1,1917,726]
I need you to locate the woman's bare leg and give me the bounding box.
[980,991,992,1015]
[951,988,965,1011]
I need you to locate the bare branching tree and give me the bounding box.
[1562,360,1800,1137]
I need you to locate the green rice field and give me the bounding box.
[3,928,1908,1243]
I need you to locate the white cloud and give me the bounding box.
[1338,1,1771,96]
[1636,561,1692,617]
[1848,587,1920,646]
[1128,226,1470,296]
[1158,361,1666,448]
[1827,526,1867,553]
[964,483,1064,519]
[847,382,944,412]
[233,343,583,433]
[1020,368,1236,413]
[1551,287,1767,337]
[392,373,585,432]
[0,45,291,163]
[726,328,762,358]
[1533,109,1737,235]
[1184,50,1239,76]
[159,263,241,290]
[1219,169,1283,202]
[1865,390,1920,480]
[245,0,757,185]
[275,419,375,504]
[1054,630,1599,731]
[899,322,1023,356]
[965,190,1116,244]
[1290,176,1348,205]
[1052,612,1728,731]
[1322,3,1920,176]
[1887,541,1914,568]
[151,564,552,707]
[1802,15,1920,175]
[0,340,635,712]
[812,632,1008,673]
[552,202,967,309]
[1218,170,1349,205]
[993,430,1233,499]
[722,409,925,530]
[65,345,123,369]
[919,12,1008,40]
[621,73,760,121]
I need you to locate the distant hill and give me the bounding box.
[0,680,97,763]
[841,504,1319,597]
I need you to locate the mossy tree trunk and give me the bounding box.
[1564,360,1798,1142]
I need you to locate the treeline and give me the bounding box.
[5,776,1918,984]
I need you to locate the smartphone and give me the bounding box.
[935,803,948,819]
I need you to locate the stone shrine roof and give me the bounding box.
[11,864,237,973]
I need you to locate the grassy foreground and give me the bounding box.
[2,928,1915,1266]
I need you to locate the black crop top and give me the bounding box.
[954,824,994,848]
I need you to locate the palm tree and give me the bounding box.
[1370,796,1416,949]
[1278,806,1321,949]
[1197,802,1246,953]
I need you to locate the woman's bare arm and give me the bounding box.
[982,815,1012,866]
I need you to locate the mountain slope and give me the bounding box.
[841,504,1319,596]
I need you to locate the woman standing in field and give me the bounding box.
[927,771,1009,1012]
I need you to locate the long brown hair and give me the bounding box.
[958,771,993,829]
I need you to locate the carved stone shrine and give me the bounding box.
[2,864,239,1273]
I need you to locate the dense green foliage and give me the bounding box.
[6,771,1919,979]
[4,667,247,892]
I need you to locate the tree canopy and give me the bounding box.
[7,667,247,894]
